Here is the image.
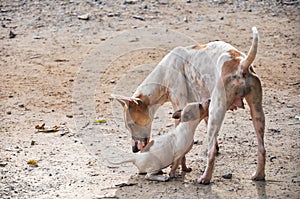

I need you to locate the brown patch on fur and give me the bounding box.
[201,100,210,119]
[228,49,242,59]
[128,94,152,126]
[135,94,150,106]
[128,105,150,126]
[140,140,154,153]
[192,44,207,50]
[221,59,240,77]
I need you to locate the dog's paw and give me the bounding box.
[251,171,265,181]
[197,176,211,185]
[182,167,192,173]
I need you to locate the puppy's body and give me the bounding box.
[109,101,209,181]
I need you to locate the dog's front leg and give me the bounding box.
[198,93,227,184]
[245,79,266,181]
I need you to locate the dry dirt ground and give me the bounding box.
[0,0,299,198]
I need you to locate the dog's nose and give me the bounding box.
[132,145,139,153]
[131,139,140,153]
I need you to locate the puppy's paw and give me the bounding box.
[145,174,169,182]
[182,167,192,172]
[169,172,182,179]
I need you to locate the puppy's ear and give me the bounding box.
[172,109,182,119]
[203,99,211,111]
[198,103,203,109]
[181,109,198,122]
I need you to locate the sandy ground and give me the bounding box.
[0,0,299,198]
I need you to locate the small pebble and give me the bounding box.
[66,114,73,118]
[124,0,138,4]
[166,123,173,127]
[78,14,90,20]
[270,156,276,162]
[133,15,144,21]
[158,0,169,5]
[33,35,44,39]
[9,31,16,39]
[31,140,36,146]
[222,173,232,179]
[0,162,8,167]
[183,17,188,23]
[107,13,115,17]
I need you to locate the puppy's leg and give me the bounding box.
[245,79,266,181]
[181,156,192,172]
[169,159,180,178]
[181,142,193,172]
[173,115,192,172]
[198,94,226,185]
[145,172,169,182]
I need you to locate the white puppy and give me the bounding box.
[109,100,210,181]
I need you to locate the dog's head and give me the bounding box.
[172,99,210,122]
[111,94,152,153]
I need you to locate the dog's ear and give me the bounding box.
[172,109,182,119]
[181,109,198,122]
[111,94,141,108]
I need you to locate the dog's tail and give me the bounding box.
[242,27,258,72]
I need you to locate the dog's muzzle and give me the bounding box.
[131,136,150,153]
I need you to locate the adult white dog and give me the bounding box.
[112,27,265,184]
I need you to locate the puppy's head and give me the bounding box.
[172,99,210,122]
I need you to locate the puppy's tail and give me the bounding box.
[106,157,135,165]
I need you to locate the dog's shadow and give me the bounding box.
[113,171,221,198]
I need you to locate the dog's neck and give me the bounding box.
[175,119,201,138]
[133,66,171,120]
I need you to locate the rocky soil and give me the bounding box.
[0,0,299,198]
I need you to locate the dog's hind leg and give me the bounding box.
[145,172,169,182]
[245,77,266,181]
[169,159,181,178]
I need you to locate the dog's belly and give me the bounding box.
[229,97,245,111]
